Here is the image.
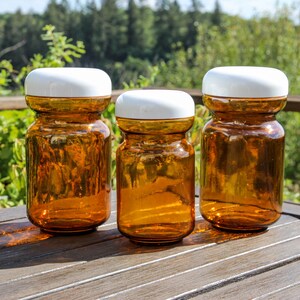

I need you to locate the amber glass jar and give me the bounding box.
[25,68,112,233]
[116,90,195,244]
[200,66,289,231]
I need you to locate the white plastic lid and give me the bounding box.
[202,66,288,98]
[25,68,112,97]
[115,90,195,119]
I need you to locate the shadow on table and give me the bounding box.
[0,219,264,269]
[183,220,265,246]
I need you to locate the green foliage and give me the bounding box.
[102,104,122,189]
[154,0,186,59]
[123,65,159,89]
[0,0,198,83]
[191,105,210,184]
[156,12,300,92]
[15,25,85,93]
[0,25,85,207]
[0,25,85,95]
[112,56,154,88]
[283,179,300,203]
[0,110,34,207]
[0,60,14,95]
[278,111,300,181]
[40,24,85,65]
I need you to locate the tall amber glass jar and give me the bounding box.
[25,68,112,233]
[116,90,195,244]
[200,67,289,231]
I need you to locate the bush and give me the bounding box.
[0,110,34,207]
[0,25,85,207]
[0,25,85,95]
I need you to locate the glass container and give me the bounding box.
[116,90,195,244]
[25,68,112,233]
[200,66,289,231]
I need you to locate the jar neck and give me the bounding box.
[37,112,101,123]
[26,95,111,114]
[116,117,194,135]
[212,112,277,124]
[203,95,287,114]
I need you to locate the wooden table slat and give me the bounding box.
[0,217,298,285]
[193,261,300,300]
[0,195,299,300]
[261,282,300,300]
[0,206,26,223]
[20,233,299,300]
[0,218,299,299]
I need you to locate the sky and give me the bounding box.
[0,0,299,21]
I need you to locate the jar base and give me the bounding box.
[201,200,281,232]
[41,227,96,235]
[119,222,193,245]
[202,213,277,232]
[211,223,268,233]
[129,237,183,245]
[202,214,277,232]
[29,217,106,235]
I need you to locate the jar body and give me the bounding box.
[117,118,195,244]
[200,95,286,231]
[26,96,111,233]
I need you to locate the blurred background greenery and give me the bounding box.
[0,0,299,207]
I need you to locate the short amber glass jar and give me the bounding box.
[116,90,195,244]
[200,67,289,231]
[25,68,112,233]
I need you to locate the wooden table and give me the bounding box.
[0,193,299,300]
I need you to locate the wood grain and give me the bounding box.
[26,226,299,300]
[193,261,300,300]
[0,194,299,300]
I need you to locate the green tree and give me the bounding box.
[1,10,27,68]
[65,2,83,41]
[126,0,155,59]
[23,14,45,62]
[154,0,185,59]
[127,0,139,56]
[0,25,86,207]
[185,0,203,49]
[99,0,127,61]
[211,0,222,26]
[80,1,101,63]
[0,16,5,49]
[44,0,70,31]
[137,0,155,58]
[0,25,85,94]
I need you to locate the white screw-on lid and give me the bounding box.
[25,68,112,97]
[115,90,195,119]
[202,66,288,98]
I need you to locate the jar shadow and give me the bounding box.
[0,218,265,271]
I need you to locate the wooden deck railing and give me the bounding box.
[1,89,300,112]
